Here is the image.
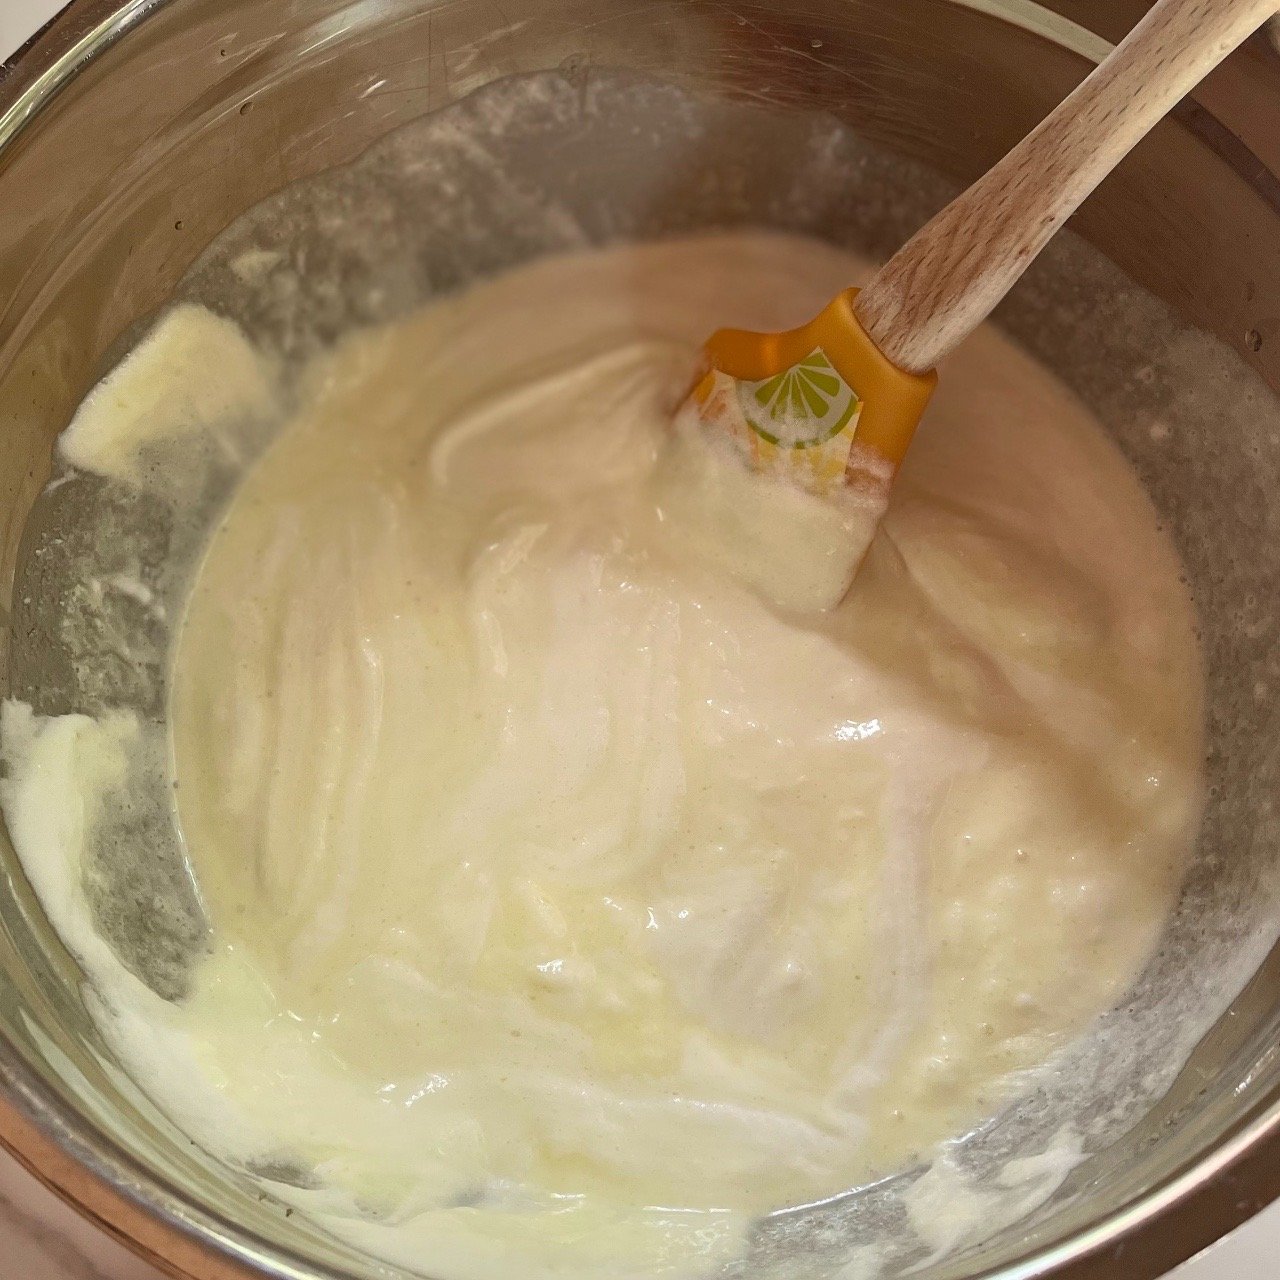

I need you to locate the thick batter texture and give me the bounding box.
[13,232,1198,1275]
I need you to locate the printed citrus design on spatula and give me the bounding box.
[737,348,860,448]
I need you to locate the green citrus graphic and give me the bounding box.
[736,348,860,448]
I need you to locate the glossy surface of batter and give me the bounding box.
[160,235,1201,1251]
[0,232,1203,1278]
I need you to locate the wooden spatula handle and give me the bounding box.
[853,0,1279,374]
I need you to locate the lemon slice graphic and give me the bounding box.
[736,347,860,448]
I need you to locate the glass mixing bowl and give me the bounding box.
[1,2,1279,1278]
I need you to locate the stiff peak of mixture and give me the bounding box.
[3,233,1202,1279]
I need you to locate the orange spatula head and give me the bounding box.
[678,286,936,501]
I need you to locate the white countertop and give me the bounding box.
[0,1,1275,1276]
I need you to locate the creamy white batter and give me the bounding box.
[5,233,1203,1278]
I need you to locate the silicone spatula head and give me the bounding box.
[680,287,936,503]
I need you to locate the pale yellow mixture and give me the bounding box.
[4,233,1203,1278]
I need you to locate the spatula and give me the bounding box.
[677,0,1278,603]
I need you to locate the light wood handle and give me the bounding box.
[853,0,1280,374]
